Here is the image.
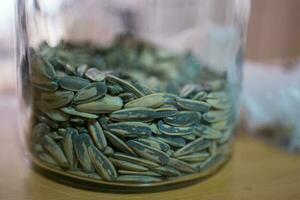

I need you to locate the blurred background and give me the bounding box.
[0,0,300,94]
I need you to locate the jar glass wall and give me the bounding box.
[16,0,250,191]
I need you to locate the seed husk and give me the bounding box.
[48,131,64,140]
[174,137,210,157]
[59,76,91,91]
[177,152,210,162]
[37,90,74,109]
[127,140,170,165]
[176,97,211,113]
[75,95,123,114]
[192,91,207,100]
[63,128,78,169]
[42,135,69,168]
[112,153,159,168]
[31,56,56,80]
[155,105,177,118]
[194,124,222,139]
[117,175,161,183]
[151,166,181,177]
[124,93,165,108]
[41,109,69,122]
[109,157,148,172]
[61,107,99,119]
[206,98,229,110]
[103,130,136,155]
[88,146,117,181]
[85,68,105,82]
[118,170,161,177]
[37,115,59,129]
[107,122,152,138]
[137,137,171,153]
[163,111,200,127]
[155,135,186,148]
[76,64,88,77]
[211,120,227,131]
[73,133,95,172]
[168,158,196,173]
[32,81,59,92]
[88,120,107,151]
[109,107,157,122]
[198,154,225,171]
[103,146,114,156]
[157,120,194,136]
[106,74,144,97]
[203,110,227,123]
[38,153,58,166]
[107,84,124,95]
[73,82,107,104]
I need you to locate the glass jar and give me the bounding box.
[16,0,250,191]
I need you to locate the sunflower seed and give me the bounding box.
[168,158,196,173]
[76,64,88,77]
[176,98,211,113]
[42,135,69,168]
[117,175,161,183]
[37,115,59,129]
[211,120,227,131]
[157,120,194,136]
[73,82,107,104]
[180,84,200,97]
[38,153,58,166]
[106,74,144,97]
[124,93,165,108]
[155,105,177,118]
[206,99,229,110]
[98,116,110,130]
[203,111,227,123]
[41,109,69,122]
[137,137,171,153]
[31,56,56,80]
[32,81,59,92]
[48,131,64,140]
[103,130,136,155]
[109,107,157,122]
[75,95,123,114]
[207,91,227,99]
[118,170,161,177]
[127,140,169,165]
[88,146,117,181]
[109,157,148,172]
[151,166,181,177]
[198,154,225,171]
[88,120,107,151]
[85,68,105,82]
[32,123,50,143]
[37,90,74,109]
[177,152,210,162]
[174,138,210,157]
[73,133,95,172]
[67,170,102,180]
[61,107,99,119]
[163,111,200,127]
[34,144,44,153]
[112,153,159,168]
[59,76,90,91]
[132,82,155,95]
[103,146,114,156]
[155,135,186,148]
[118,92,136,103]
[107,84,124,95]
[107,122,152,138]
[209,141,217,156]
[182,134,196,141]
[63,128,78,169]
[192,91,207,100]
[194,124,222,139]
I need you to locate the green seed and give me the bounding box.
[76,64,88,77]
[127,140,170,165]
[112,153,159,168]
[107,84,124,95]
[168,158,196,173]
[32,81,59,92]
[194,124,222,139]
[151,166,181,177]
[37,115,58,129]
[107,122,152,138]
[32,123,50,143]
[88,146,117,181]
[203,110,227,123]
[31,56,56,80]
[177,152,210,162]
[73,133,95,172]
[106,74,144,97]
[59,76,90,91]
[41,109,69,122]
[75,95,123,114]
[174,137,210,157]
[163,111,200,127]
[61,107,99,119]
[192,91,207,100]
[73,82,107,104]
[124,93,165,108]
[37,90,74,109]
[38,153,58,166]
[155,135,186,148]
[117,175,161,183]
[42,135,69,168]
[109,107,157,122]
[109,157,148,172]
[157,120,194,136]
[103,130,136,156]
[137,137,171,153]
[63,128,78,169]
[85,68,105,82]
[198,154,225,171]
[176,97,211,113]
[155,105,177,118]
[88,120,107,151]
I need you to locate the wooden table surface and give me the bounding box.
[0,95,300,200]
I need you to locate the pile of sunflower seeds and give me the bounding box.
[29,36,234,183]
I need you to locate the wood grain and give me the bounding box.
[0,95,300,200]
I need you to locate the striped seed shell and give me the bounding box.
[177,152,210,162]
[109,107,157,122]
[109,157,148,172]
[112,153,159,168]
[73,133,95,172]
[59,76,90,91]
[73,82,107,104]
[203,110,227,123]
[157,120,194,136]
[127,140,170,165]
[155,135,186,148]
[37,90,74,109]
[168,158,196,173]
[163,111,200,127]
[88,146,117,181]
[63,128,78,169]
[88,120,107,151]
[206,98,229,110]
[137,137,171,153]
[103,130,136,155]
[85,68,105,82]
[41,109,69,122]
[174,137,210,157]
[107,122,152,138]
[42,135,69,168]
[75,95,123,114]
[151,166,181,177]
[194,124,222,139]
[117,175,161,183]
[176,97,211,113]
[124,93,165,108]
[61,107,99,119]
